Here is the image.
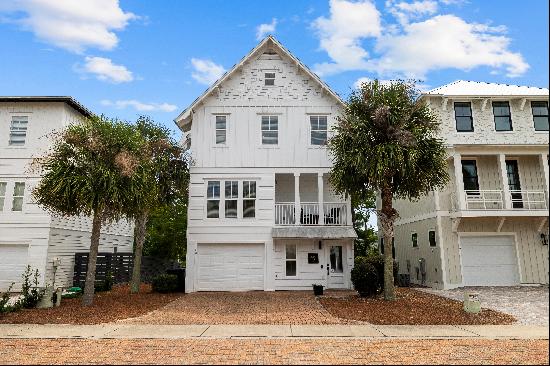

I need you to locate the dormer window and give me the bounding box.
[264,72,275,86]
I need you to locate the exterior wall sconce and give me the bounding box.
[541,233,548,246]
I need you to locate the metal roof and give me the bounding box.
[424,80,549,98]
[0,96,94,117]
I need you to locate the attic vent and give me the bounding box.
[264,49,277,55]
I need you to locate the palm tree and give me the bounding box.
[32,116,148,305]
[329,80,449,300]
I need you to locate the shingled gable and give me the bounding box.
[174,35,345,132]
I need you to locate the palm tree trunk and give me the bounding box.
[82,209,102,306]
[130,211,148,293]
[380,185,396,301]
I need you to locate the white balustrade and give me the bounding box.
[274,203,295,225]
[323,203,347,225]
[464,190,504,210]
[509,190,548,210]
[274,202,348,226]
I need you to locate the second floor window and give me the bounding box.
[264,72,275,86]
[493,101,512,131]
[461,160,479,194]
[411,233,418,248]
[12,182,25,211]
[215,116,227,144]
[261,116,278,145]
[9,116,28,146]
[225,181,238,218]
[429,230,437,247]
[454,102,473,132]
[206,181,220,218]
[531,101,549,131]
[243,180,256,218]
[310,116,328,145]
[0,182,6,211]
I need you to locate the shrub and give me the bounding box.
[152,274,178,293]
[19,266,44,309]
[94,272,114,292]
[0,283,20,313]
[352,254,399,297]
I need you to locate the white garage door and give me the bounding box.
[460,235,520,286]
[0,244,29,291]
[197,243,265,291]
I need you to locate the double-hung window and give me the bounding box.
[9,116,28,146]
[531,101,549,131]
[285,243,296,276]
[215,115,227,144]
[454,102,473,132]
[261,116,278,145]
[12,182,25,211]
[412,233,418,248]
[0,182,6,211]
[493,101,513,131]
[243,181,256,218]
[310,115,328,145]
[264,72,275,86]
[429,230,437,247]
[461,160,480,195]
[225,181,238,218]
[206,181,220,218]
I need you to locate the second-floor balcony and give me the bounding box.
[274,202,349,225]
[452,189,548,211]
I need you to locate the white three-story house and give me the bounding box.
[175,36,356,292]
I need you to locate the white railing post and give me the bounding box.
[453,154,466,210]
[540,153,549,205]
[294,173,301,226]
[318,173,324,226]
[498,154,512,209]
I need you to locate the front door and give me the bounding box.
[326,244,345,288]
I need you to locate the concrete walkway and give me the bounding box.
[0,324,547,340]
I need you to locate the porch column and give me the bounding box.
[294,173,301,225]
[452,154,466,210]
[317,173,324,225]
[498,154,512,209]
[540,153,550,204]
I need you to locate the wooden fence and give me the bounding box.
[73,252,181,288]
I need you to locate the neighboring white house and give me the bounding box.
[0,97,134,291]
[175,36,356,292]
[386,81,549,289]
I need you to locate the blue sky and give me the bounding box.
[0,0,547,139]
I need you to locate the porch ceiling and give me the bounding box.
[272,226,357,239]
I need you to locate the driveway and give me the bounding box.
[418,286,549,325]
[122,291,359,325]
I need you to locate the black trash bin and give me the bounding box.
[166,268,186,292]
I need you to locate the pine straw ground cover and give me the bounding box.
[0,284,182,325]
[319,287,517,325]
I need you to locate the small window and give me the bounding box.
[215,116,227,144]
[243,181,256,218]
[412,233,418,248]
[454,102,473,132]
[9,116,28,146]
[285,243,296,276]
[206,181,220,218]
[310,116,328,145]
[224,181,238,218]
[261,116,278,145]
[264,72,275,86]
[461,160,480,194]
[12,182,25,211]
[0,182,6,211]
[429,230,437,247]
[532,101,549,131]
[493,101,512,131]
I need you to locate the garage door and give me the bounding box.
[197,243,264,291]
[0,244,29,291]
[460,235,520,286]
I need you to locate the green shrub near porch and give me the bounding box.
[351,254,398,297]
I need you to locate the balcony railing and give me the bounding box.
[465,190,504,210]
[510,190,547,210]
[452,189,548,211]
[274,202,349,226]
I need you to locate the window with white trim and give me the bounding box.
[261,116,278,145]
[285,243,296,276]
[0,182,6,211]
[12,182,25,211]
[224,181,238,218]
[215,115,227,144]
[310,115,328,145]
[264,72,275,86]
[243,180,256,218]
[206,181,220,218]
[532,101,549,131]
[9,116,28,146]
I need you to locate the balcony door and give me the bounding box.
[461,160,480,195]
[506,160,523,208]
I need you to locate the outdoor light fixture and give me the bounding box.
[540,233,548,246]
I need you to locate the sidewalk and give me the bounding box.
[0,324,547,339]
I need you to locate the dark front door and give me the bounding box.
[506,160,523,208]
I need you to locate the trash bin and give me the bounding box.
[166,268,186,292]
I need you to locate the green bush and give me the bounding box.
[0,283,20,314]
[352,254,399,297]
[152,274,178,293]
[94,272,114,292]
[19,266,44,309]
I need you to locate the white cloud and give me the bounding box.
[101,99,178,112]
[0,0,136,53]
[81,56,134,83]
[256,18,277,40]
[190,58,226,85]
[387,0,438,25]
[312,0,382,76]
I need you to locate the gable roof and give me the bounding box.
[0,96,94,117]
[424,80,549,98]
[174,35,345,132]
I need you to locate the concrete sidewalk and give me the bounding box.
[0,324,547,340]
